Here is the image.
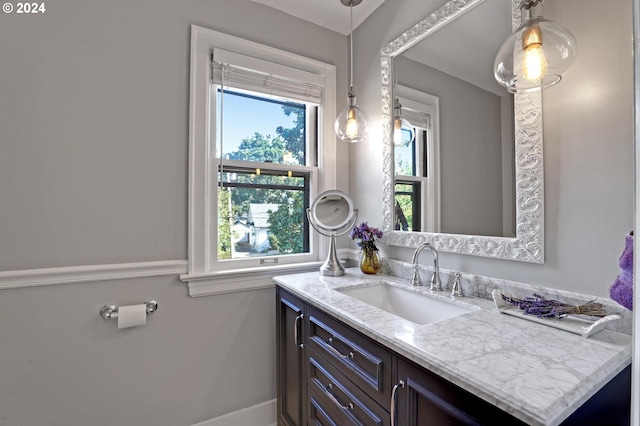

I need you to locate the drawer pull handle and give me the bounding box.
[390,380,405,426]
[294,313,304,349]
[326,337,354,359]
[325,383,354,411]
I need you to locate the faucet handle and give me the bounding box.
[451,272,463,297]
[411,265,422,286]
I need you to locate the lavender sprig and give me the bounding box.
[501,293,608,318]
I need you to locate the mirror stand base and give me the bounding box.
[319,234,346,277]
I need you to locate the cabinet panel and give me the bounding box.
[560,364,631,426]
[396,358,525,426]
[308,349,390,426]
[402,377,481,425]
[307,306,393,408]
[276,288,306,426]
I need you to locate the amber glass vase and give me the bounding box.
[360,249,381,275]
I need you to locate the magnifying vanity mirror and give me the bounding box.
[307,190,358,276]
[381,0,544,263]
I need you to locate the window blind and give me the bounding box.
[212,49,323,104]
[402,108,430,129]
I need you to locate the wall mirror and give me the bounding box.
[381,0,544,263]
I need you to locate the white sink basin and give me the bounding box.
[336,281,477,325]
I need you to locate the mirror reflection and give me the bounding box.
[311,191,354,230]
[381,0,544,263]
[393,0,516,238]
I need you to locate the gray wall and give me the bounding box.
[0,277,275,425]
[350,0,634,297]
[0,0,346,424]
[0,0,348,270]
[396,55,506,237]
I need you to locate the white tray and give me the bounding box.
[492,290,620,338]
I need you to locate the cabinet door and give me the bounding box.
[397,377,480,426]
[396,359,525,426]
[277,288,306,426]
[560,364,631,426]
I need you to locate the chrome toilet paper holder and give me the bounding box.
[100,300,158,320]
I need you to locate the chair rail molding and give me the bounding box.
[0,260,188,290]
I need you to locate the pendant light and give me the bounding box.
[335,0,369,143]
[392,57,414,146]
[393,98,415,146]
[494,0,576,94]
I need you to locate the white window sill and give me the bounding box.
[181,261,325,297]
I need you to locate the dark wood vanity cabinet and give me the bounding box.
[276,286,631,426]
[276,286,522,426]
[276,289,306,426]
[277,287,391,426]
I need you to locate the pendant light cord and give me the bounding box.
[349,2,353,88]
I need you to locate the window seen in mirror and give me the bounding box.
[394,128,428,232]
[394,132,417,176]
[395,182,421,231]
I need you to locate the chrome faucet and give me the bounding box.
[410,242,442,291]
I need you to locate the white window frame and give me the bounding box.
[182,25,337,296]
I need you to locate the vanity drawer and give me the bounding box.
[308,386,353,426]
[306,306,393,408]
[308,350,389,426]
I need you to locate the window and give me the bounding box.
[395,127,427,232]
[393,87,440,234]
[215,90,314,262]
[183,26,337,293]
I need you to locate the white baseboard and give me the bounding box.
[191,399,276,426]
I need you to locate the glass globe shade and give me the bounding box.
[494,17,576,94]
[335,103,369,143]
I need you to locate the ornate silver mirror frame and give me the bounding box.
[380,0,544,263]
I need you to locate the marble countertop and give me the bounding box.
[273,268,632,426]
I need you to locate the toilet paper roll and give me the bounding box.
[118,304,147,329]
